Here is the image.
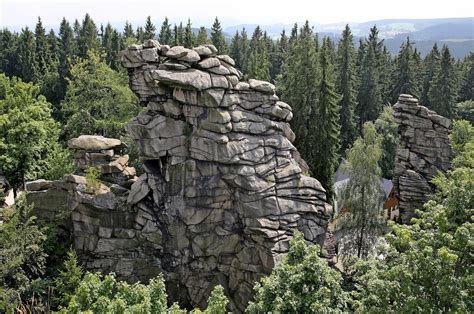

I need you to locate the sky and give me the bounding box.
[1,0,473,29]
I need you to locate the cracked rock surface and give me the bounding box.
[392,94,453,224]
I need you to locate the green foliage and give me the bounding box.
[374,106,399,178]
[53,250,83,308]
[0,74,62,189]
[143,16,156,40]
[42,145,75,180]
[159,17,172,45]
[191,285,229,314]
[246,232,349,313]
[456,100,474,124]
[210,17,227,54]
[390,37,420,102]
[196,26,210,45]
[338,122,386,258]
[0,197,48,312]
[350,129,474,312]
[85,166,101,193]
[450,119,474,155]
[428,45,458,118]
[61,50,139,139]
[336,25,358,155]
[244,26,271,81]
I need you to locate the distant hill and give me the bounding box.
[224,17,474,58]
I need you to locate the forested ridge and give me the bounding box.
[0,14,473,313]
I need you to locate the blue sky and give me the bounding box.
[1,0,473,29]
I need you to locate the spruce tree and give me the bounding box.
[389,37,419,103]
[270,29,289,79]
[109,30,122,70]
[136,26,145,43]
[289,23,298,47]
[196,26,209,45]
[229,31,242,68]
[77,14,99,58]
[420,43,440,107]
[245,26,270,80]
[46,29,59,65]
[158,17,172,45]
[0,29,20,78]
[458,52,473,101]
[310,37,340,196]
[57,17,74,111]
[336,25,358,155]
[428,45,457,118]
[123,21,135,39]
[173,22,184,46]
[143,16,156,40]
[18,27,38,82]
[239,28,250,71]
[102,23,114,62]
[184,19,195,48]
[356,26,383,128]
[34,17,48,73]
[279,21,320,171]
[210,17,227,53]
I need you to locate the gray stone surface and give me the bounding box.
[392,94,453,223]
[120,42,332,311]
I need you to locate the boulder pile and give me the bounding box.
[121,40,332,310]
[392,94,453,223]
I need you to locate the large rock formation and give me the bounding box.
[26,42,332,311]
[392,94,453,223]
[120,41,332,310]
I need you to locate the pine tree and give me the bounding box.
[46,29,59,65]
[245,26,270,80]
[123,21,135,39]
[458,52,473,102]
[379,46,393,105]
[143,16,156,40]
[356,26,383,128]
[428,45,457,118]
[158,17,172,45]
[336,25,358,155]
[0,29,20,78]
[280,21,320,171]
[136,26,145,43]
[109,30,122,70]
[101,23,113,62]
[389,37,419,103]
[77,14,99,58]
[173,23,184,46]
[239,28,250,71]
[310,37,340,196]
[270,29,289,79]
[420,44,440,107]
[289,23,298,47]
[57,17,74,112]
[184,19,195,48]
[34,17,48,73]
[338,122,385,258]
[210,17,227,53]
[229,31,242,68]
[17,27,38,82]
[196,26,209,45]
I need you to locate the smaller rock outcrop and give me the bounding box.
[392,94,453,223]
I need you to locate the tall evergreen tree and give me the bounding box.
[336,25,358,155]
[210,17,227,53]
[420,43,440,107]
[101,23,114,61]
[184,19,195,48]
[428,45,457,118]
[196,26,209,45]
[310,37,340,196]
[280,21,320,173]
[57,17,74,111]
[356,26,383,128]
[77,14,99,58]
[158,17,172,45]
[270,29,289,79]
[46,29,59,65]
[123,21,135,39]
[17,27,38,82]
[239,28,250,71]
[34,17,48,73]
[173,22,184,46]
[289,23,298,47]
[389,37,419,102]
[136,26,145,43]
[0,29,20,78]
[458,52,473,101]
[245,26,270,80]
[229,31,242,68]
[143,16,156,40]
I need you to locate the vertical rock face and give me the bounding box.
[121,40,332,310]
[392,94,453,223]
